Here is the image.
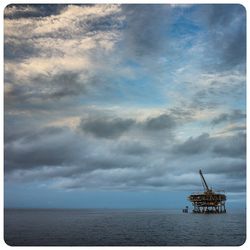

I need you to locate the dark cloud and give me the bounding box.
[172,133,211,155]
[77,11,124,33]
[191,76,245,111]
[121,4,170,58]
[39,72,86,99]
[4,127,83,171]
[191,89,223,110]
[4,123,246,193]
[79,112,179,141]
[213,132,246,158]
[203,4,243,27]
[116,141,150,155]
[206,158,246,177]
[211,110,246,126]
[144,114,176,130]
[5,72,86,108]
[5,124,136,174]
[172,131,246,159]
[4,114,38,144]
[4,124,152,184]
[199,4,246,71]
[79,116,135,139]
[4,39,39,61]
[4,4,67,19]
[200,162,246,193]
[19,126,65,144]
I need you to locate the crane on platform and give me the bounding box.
[199,169,211,193]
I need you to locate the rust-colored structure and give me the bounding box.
[188,170,226,214]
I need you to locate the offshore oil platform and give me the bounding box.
[188,170,226,214]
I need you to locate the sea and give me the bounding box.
[4,208,246,246]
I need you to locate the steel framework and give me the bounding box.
[188,170,226,214]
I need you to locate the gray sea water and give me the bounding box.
[4,208,246,246]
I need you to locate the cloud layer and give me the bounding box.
[4,4,246,201]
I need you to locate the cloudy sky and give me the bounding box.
[4,4,246,209]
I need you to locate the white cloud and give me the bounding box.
[5,4,123,91]
[4,5,39,16]
[5,5,122,37]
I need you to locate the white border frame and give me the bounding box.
[0,1,248,249]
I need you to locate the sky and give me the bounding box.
[4,4,246,209]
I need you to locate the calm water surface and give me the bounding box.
[4,209,246,246]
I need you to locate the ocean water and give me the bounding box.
[4,209,246,246]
